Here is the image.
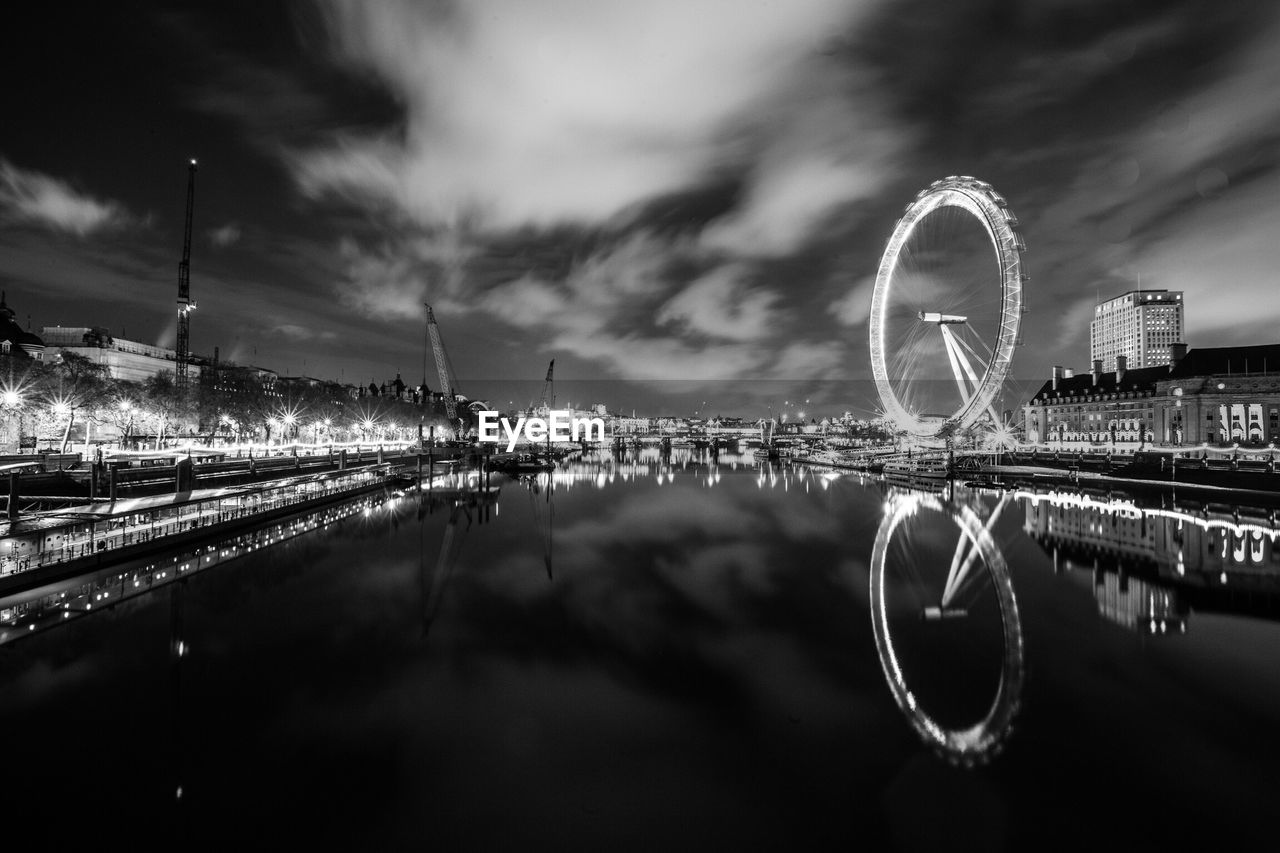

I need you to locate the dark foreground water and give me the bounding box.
[3,450,1279,851]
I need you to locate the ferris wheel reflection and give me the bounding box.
[869,488,1024,765]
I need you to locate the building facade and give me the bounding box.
[1025,343,1280,448]
[1150,343,1280,446]
[41,326,202,382]
[1023,356,1163,446]
[1090,289,1184,371]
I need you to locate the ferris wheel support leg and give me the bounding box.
[939,325,973,403]
[942,493,1013,608]
[947,330,1004,428]
[941,531,976,608]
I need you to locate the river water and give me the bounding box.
[2,449,1278,850]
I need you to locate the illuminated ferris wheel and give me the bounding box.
[869,490,1024,763]
[868,176,1025,438]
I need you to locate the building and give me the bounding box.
[1090,289,1184,371]
[1151,343,1280,445]
[1023,356,1163,446]
[0,293,45,361]
[41,326,203,382]
[1024,343,1280,447]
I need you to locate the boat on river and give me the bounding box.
[882,457,951,485]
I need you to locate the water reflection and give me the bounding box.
[5,450,1280,846]
[1022,488,1280,633]
[420,483,501,636]
[551,446,851,494]
[549,446,761,490]
[869,488,1023,765]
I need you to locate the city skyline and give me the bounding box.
[3,1,1280,407]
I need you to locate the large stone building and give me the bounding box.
[1090,289,1184,371]
[1151,343,1280,445]
[41,326,203,382]
[1024,343,1280,447]
[1023,355,1164,446]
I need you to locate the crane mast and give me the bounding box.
[538,359,555,415]
[176,159,198,391]
[425,303,458,421]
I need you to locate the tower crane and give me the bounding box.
[425,303,460,422]
[176,159,198,392]
[538,359,554,415]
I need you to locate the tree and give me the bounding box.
[40,352,115,453]
[139,371,196,449]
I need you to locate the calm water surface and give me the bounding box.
[3,449,1278,850]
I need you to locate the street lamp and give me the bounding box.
[219,413,238,447]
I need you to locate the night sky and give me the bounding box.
[3,1,1279,414]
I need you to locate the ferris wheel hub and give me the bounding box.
[918,312,968,325]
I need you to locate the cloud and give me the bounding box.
[999,5,1280,364]
[335,229,478,320]
[1139,169,1280,344]
[701,64,905,257]
[191,61,332,148]
[473,231,773,379]
[829,275,877,328]
[208,222,242,247]
[294,0,872,230]
[656,265,779,342]
[770,341,845,380]
[701,154,885,257]
[272,323,338,342]
[0,158,134,236]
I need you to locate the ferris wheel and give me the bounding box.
[868,176,1025,438]
[869,490,1024,764]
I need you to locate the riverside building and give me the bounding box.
[1023,343,1280,447]
[41,326,204,382]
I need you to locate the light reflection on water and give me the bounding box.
[2,451,1279,848]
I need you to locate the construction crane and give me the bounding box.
[175,159,198,392]
[538,359,554,415]
[425,303,459,422]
